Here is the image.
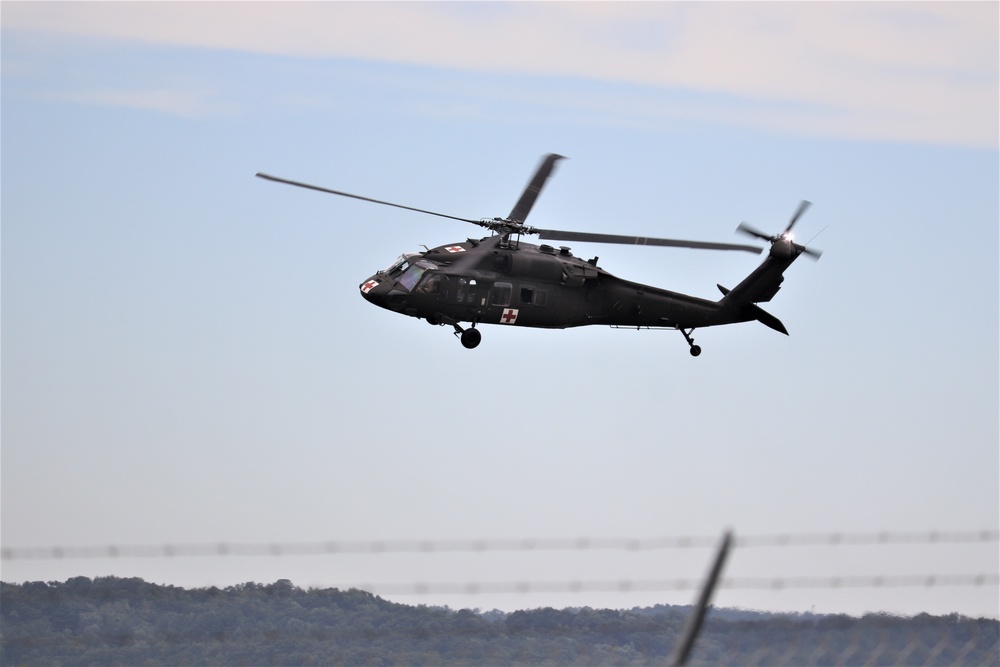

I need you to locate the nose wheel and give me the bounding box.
[679,328,702,357]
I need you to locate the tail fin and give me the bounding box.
[715,200,819,336]
[717,285,788,335]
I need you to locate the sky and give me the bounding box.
[2,1,998,620]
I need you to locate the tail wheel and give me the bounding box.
[679,328,701,357]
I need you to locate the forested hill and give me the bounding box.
[1,577,996,666]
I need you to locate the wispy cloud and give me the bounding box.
[40,88,234,119]
[4,2,996,146]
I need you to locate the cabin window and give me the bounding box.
[456,278,478,304]
[520,287,547,306]
[491,282,513,307]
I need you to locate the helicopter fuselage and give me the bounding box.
[359,234,789,339]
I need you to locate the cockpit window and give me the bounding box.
[381,253,419,277]
[416,273,444,294]
[397,259,438,292]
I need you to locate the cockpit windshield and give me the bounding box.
[380,253,419,277]
[397,259,438,292]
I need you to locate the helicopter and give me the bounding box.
[256,154,820,356]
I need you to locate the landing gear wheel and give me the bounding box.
[678,327,702,357]
[460,328,482,349]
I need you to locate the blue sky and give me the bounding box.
[2,2,997,618]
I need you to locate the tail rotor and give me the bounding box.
[737,200,822,260]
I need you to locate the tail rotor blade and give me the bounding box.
[736,222,773,242]
[784,200,811,235]
[801,246,823,260]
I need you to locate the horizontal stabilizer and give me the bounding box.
[720,284,786,333]
[748,304,788,335]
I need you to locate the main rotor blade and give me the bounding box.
[784,200,811,235]
[255,173,484,226]
[534,229,763,253]
[507,154,565,224]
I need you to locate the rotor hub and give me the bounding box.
[769,237,799,260]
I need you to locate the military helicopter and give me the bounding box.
[256,154,820,356]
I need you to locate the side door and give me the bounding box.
[489,282,517,324]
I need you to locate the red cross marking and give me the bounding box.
[361,280,379,294]
[501,308,518,324]
[445,245,466,253]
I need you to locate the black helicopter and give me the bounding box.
[256,154,820,356]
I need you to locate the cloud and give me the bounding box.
[40,88,234,119]
[3,2,996,146]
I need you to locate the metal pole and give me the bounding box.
[667,530,733,667]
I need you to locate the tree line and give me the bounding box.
[1,576,996,666]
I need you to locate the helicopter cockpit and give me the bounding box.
[373,253,443,294]
[397,259,438,292]
[379,253,420,278]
